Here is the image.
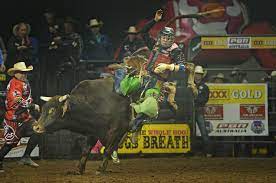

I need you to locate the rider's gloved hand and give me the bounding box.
[154,63,175,74]
[154,9,163,22]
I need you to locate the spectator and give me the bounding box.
[0,62,41,173]
[39,9,62,47]
[82,19,113,60]
[0,36,7,72]
[7,23,38,69]
[52,17,83,94]
[114,26,146,61]
[230,67,248,83]
[52,17,83,65]
[210,73,227,83]
[192,65,212,157]
[230,67,249,156]
[38,9,63,96]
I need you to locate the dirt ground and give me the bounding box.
[1,156,276,183]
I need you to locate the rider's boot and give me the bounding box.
[129,114,147,144]
[129,113,147,133]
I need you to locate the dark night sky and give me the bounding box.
[0,0,275,46]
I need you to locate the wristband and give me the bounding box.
[179,64,185,71]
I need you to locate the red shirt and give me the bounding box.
[4,77,33,122]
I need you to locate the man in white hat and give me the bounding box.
[212,73,226,83]
[230,67,248,83]
[114,26,146,61]
[83,18,113,60]
[0,62,41,172]
[192,65,212,157]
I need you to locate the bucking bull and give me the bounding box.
[33,78,130,175]
[32,9,222,175]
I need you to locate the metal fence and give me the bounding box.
[1,54,276,158]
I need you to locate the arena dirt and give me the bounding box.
[1,157,276,183]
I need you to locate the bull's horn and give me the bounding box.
[59,94,70,102]
[40,96,52,101]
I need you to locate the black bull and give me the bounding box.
[33,78,130,174]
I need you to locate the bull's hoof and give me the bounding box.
[96,167,107,175]
[95,170,101,175]
[95,170,106,175]
[65,170,81,175]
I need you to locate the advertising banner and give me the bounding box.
[118,123,190,154]
[198,84,268,136]
[201,36,276,49]
[0,129,39,158]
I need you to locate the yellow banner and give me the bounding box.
[118,124,190,154]
[201,36,276,49]
[0,74,6,81]
[206,84,267,104]
[251,37,276,49]
[201,37,228,49]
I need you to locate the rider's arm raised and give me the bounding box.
[139,10,163,50]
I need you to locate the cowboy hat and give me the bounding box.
[195,65,207,78]
[271,70,276,77]
[125,26,138,34]
[88,19,103,27]
[7,62,33,76]
[212,73,225,80]
[261,70,276,81]
[12,23,31,36]
[230,67,246,76]
[195,65,204,74]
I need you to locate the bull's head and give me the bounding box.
[33,94,69,133]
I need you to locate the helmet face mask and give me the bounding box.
[158,27,175,48]
[160,35,175,48]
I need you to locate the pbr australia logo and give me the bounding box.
[251,121,265,134]
[228,37,251,49]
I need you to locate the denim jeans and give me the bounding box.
[195,110,211,154]
[114,68,127,94]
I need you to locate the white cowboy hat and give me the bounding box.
[195,65,204,74]
[271,70,276,77]
[88,19,103,27]
[7,62,33,76]
[230,67,246,76]
[126,26,138,34]
[213,73,225,79]
[262,70,276,81]
[12,23,31,36]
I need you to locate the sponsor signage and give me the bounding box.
[240,104,265,120]
[118,124,190,154]
[228,37,251,49]
[207,84,266,105]
[199,84,268,136]
[0,74,6,81]
[251,37,276,49]
[0,129,39,158]
[201,36,276,49]
[204,105,223,120]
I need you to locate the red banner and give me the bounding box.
[240,104,265,120]
[204,105,224,120]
